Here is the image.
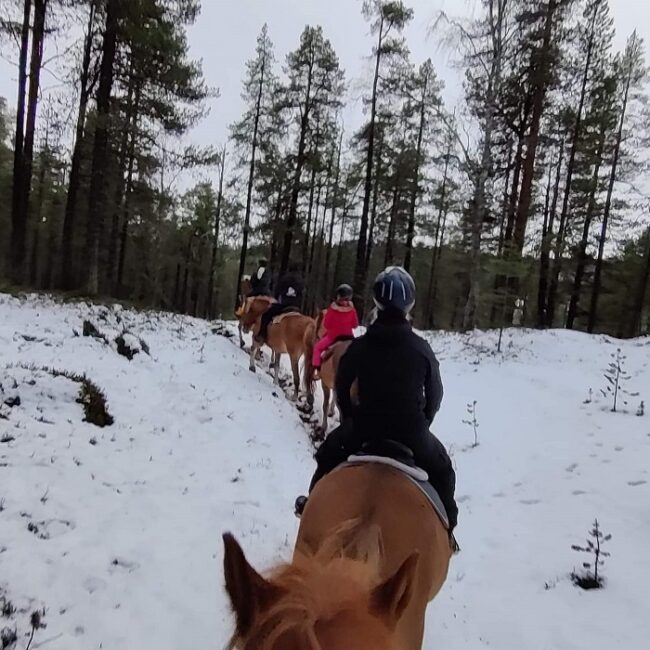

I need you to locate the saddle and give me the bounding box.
[321,335,354,363]
[343,439,450,530]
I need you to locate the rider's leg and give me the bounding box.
[409,431,458,532]
[312,334,334,370]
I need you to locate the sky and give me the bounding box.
[1,0,649,187]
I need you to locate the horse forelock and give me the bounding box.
[230,524,383,650]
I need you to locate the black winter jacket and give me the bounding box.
[249,265,271,296]
[275,271,304,308]
[335,317,443,444]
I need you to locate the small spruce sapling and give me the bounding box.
[571,519,611,590]
[636,400,645,417]
[462,400,479,447]
[601,349,638,412]
[583,388,592,404]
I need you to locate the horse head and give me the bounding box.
[223,532,419,650]
[240,296,273,333]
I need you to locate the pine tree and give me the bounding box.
[230,24,277,309]
[403,58,443,272]
[546,0,607,326]
[278,26,345,275]
[354,0,412,314]
[589,31,648,332]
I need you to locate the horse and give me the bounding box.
[240,296,315,401]
[303,309,353,433]
[235,275,253,349]
[223,462,453,649]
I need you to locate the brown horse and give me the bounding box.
[304,310,353,432]
[223,462,453,649]
[240,296,314,400]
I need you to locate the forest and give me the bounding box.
[0,0,648,337]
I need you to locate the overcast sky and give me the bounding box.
[1,0,649,186]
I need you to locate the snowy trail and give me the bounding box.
[0,295,312,649]
[1,294,649,649]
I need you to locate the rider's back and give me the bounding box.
[338,318,442,444]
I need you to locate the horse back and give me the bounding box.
[295,464,452,646]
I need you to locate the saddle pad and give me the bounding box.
[345,456,449,529]
[271,311,302,325]
[348,454,428,481]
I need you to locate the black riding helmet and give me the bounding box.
[373,266,416,314]
[335,283,353,300]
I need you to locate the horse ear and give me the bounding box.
[370,552,420,626]
[223,533,281,637]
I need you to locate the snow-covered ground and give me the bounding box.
[1,293,649,649]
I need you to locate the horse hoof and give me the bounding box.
[307,394,314,407]
[240,341,245,349]
[249,365,256,374]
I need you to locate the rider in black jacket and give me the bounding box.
[249,259,272,297]
[258,263,304,341]
[296,266,458,533]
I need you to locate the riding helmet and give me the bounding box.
[372,266,416,313]
[335,283,353,300]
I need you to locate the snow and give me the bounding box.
[1,293,649,649]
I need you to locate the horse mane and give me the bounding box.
[228,519,383,650]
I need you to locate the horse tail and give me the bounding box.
[303,319,317,401]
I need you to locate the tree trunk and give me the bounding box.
[425,151,450,328]
[512,0,557,252]
[628,227,650,338]
[60,1,95,290]
[302,163,318,272]
[404,78,428,272]
[235,53,266,310]
[384,185,400,267]
[566,127,606,329]
[537,137,564,327]
[8,0,32,284]
[588,64,632,332]
[365,134,384,272]
[207,148,226,319]
[280,62,313,275]
[323,138,342,297]
[29,148,48,286]
[489,141,515,326]
[462,0,506,331]
[546,3,598,325]
[269,184,284,276]
[84,0,120,295]
[353,15,383,315]
[20,0,47,254]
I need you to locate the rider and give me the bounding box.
[249,258,272,297]
[296,266,458,534]
[258,262,305,342]
[311,284,359,378]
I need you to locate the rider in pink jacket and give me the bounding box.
[312,284,358,373]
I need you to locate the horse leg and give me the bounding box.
[290,355,300,401]
[273,352,280,386]
[238,322,245,349]
[328,389,336,417]
[249,340,258,373]
[322,385,330,431]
